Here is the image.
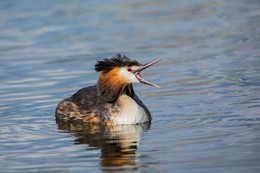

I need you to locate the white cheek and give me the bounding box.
[119,68,140,83]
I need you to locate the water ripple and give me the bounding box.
[1,0,260,172]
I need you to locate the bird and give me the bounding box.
[55,54,160,125]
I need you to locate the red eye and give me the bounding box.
[127,68,132,72]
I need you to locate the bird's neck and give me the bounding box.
[97,70,134,103]
[97,82,134,103]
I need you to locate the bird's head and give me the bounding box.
[95,54,160,102]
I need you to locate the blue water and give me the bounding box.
[0,0,260,172]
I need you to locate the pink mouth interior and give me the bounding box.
[135,72,142,80]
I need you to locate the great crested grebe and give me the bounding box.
[55,54,160,125]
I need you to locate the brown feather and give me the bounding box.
[97,67,127,102]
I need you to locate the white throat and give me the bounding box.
[112,94,148,124]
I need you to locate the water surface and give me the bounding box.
[0,0,260,172]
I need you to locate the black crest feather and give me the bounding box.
[95,54,141,72]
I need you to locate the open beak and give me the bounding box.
[134,59,161,88]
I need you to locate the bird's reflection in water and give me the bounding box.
[56,120,150,171]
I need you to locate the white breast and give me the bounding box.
[113,95,148,125]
